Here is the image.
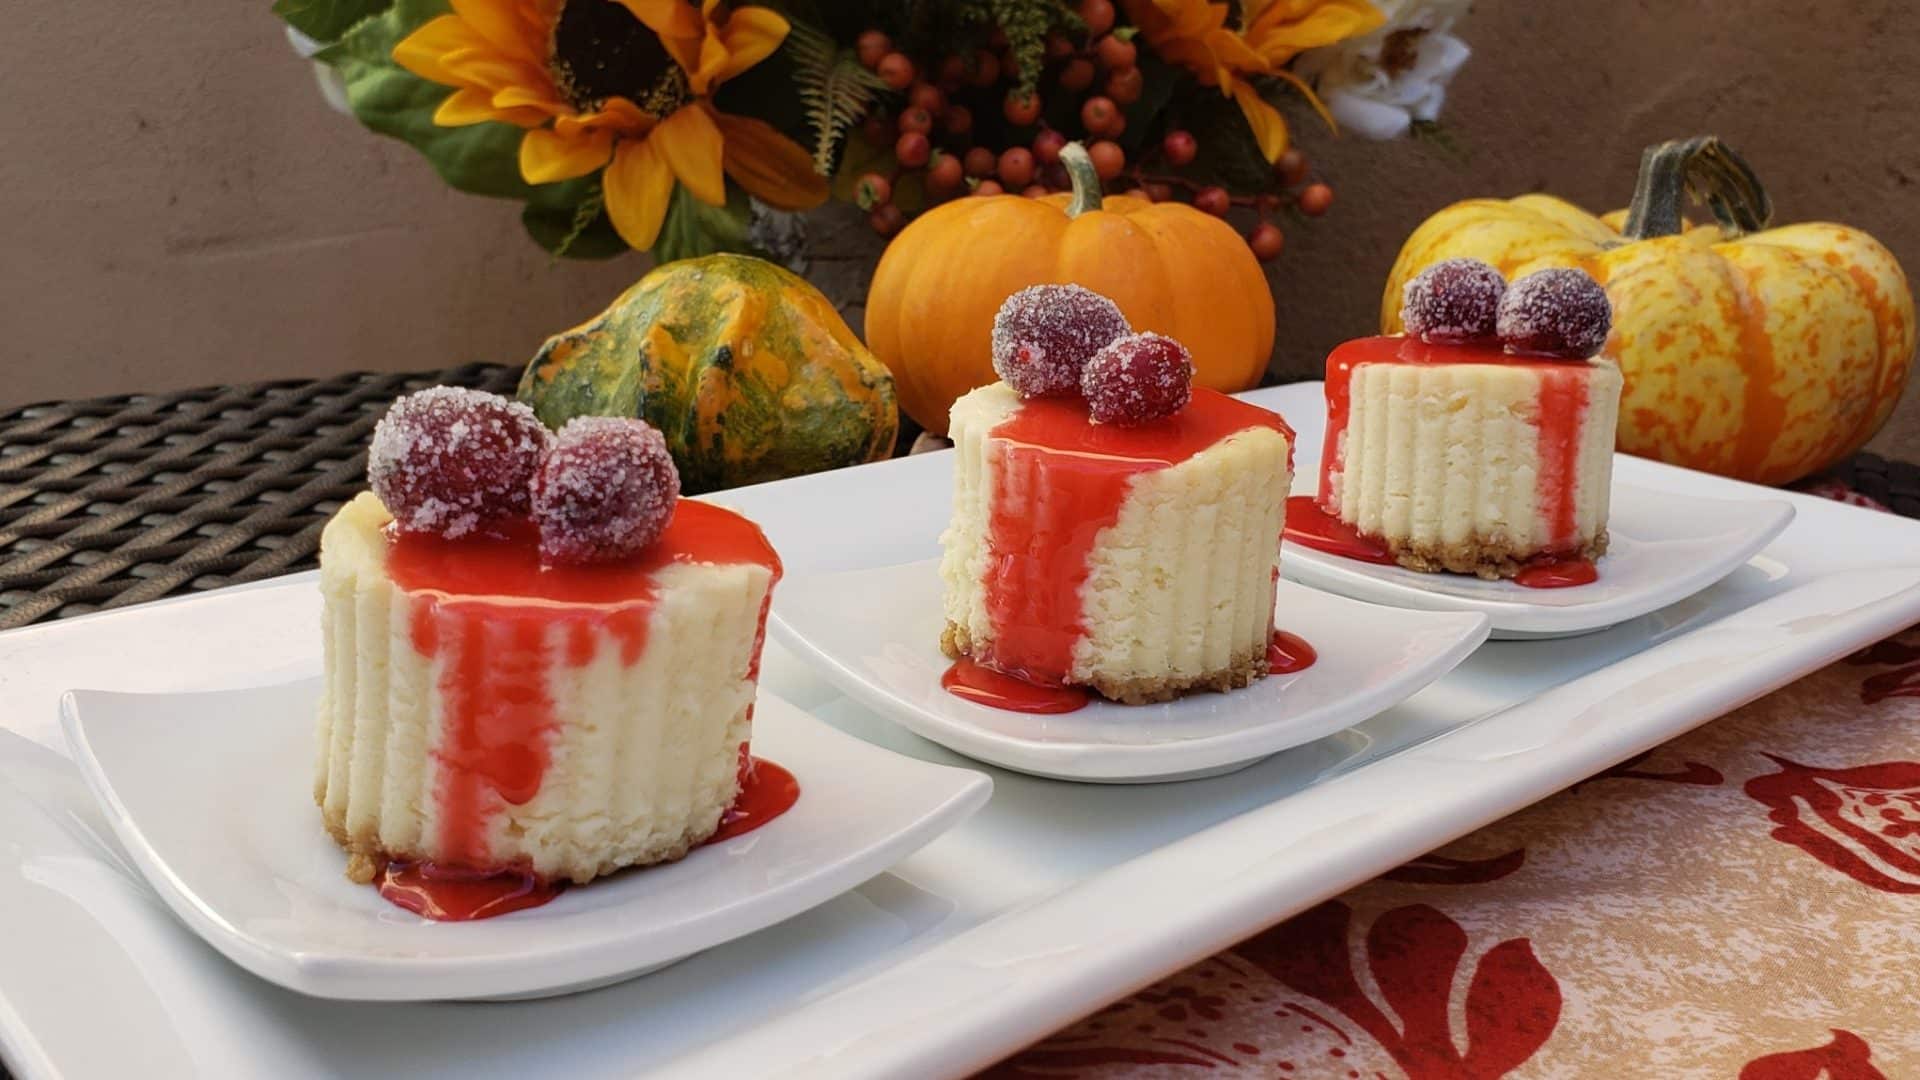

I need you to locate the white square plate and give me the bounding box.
[1282,473,1796,638]
[771,558,1490,782]
[58,680,990,1002]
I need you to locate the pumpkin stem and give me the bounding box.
[1060,141,1103,217]
[1620,136,1773,241]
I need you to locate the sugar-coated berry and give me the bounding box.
[532,417,680,565]
[1402,258,1505,344]
[992,284,1131,398]
[1497,268,1613,358]
[1082,332,1193,424]
[369,386,551,538]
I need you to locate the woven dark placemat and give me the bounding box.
[0,362,521,630]
[1826,451,1920,518]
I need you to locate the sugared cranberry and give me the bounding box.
[1402,258,1505,344]
[991,284,1131,398]
[1081,332,1193,424]
[531,417,680,565]
[369,386,551,538]
[1497,267,1612,358]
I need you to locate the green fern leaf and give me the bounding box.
[786,21,888,177]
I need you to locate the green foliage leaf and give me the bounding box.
[274,0,391,43]
[782,20,888,176]
[320,0,539,199]
[652,185,756,264]
[522,179,629,260]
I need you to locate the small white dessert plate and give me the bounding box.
[57,680,991,1003]
[1281,474,1797,639]
[770,559,1489,783]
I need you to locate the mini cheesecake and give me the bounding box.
[1317,336,1622,578]
[315,491,781,886]
[940,382,1293,704]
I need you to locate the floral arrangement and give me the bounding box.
[277,0,1471,263]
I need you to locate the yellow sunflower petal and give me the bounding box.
[711,109,829,210]
[448,0,545,66]
[433,86,518,126]
[713,6,790,84]
[519,126,615,184]
[651,106,727,206]
[603,138,676,251]
[1267,66,1341,133]
[1247,0,1385,65]
[1229,80,1291,161]
[392,15,491,87]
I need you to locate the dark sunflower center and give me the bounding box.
[550,0,691,115]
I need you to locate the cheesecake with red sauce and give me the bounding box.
[940,288,1295,705]
[1312,262,1622,580]
[316,391,784,902]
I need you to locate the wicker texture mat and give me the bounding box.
[0,363,520,630]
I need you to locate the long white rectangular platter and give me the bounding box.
[4,383,1920,1079]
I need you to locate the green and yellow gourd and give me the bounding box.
[518,254,898,493]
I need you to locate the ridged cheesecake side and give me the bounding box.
[316,492,770,885]
[939,383,1292,704]
[1326,361,1621,577]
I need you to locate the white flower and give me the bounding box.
[1293,0,1473,140]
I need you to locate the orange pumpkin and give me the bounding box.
[865,143,1275,435]
[1383,136,1915,485]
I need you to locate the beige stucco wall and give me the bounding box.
[3,2,1917,461]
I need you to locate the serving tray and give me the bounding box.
[3,383,1919,1079]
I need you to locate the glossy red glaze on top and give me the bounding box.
[1318,336,1594,552]
[977,388,1291,688]
[379,499,784,908]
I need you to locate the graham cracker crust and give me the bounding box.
[942,621,1269,706]
[319,801,714,886]
[1377,529,1610,580]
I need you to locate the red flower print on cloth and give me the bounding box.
[1573,749,1724,790]
[1740,1029,1887,1079]
[1745,756,1920,893]
[1236,901,1561,1079]
[1846,636,1920,704]
[1383,849,1526,886]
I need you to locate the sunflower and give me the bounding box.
[393,0,827,251]
[1123,0,1384,161]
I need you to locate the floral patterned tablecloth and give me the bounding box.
[987,490,1918,1079]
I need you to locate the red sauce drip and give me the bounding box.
[709,753,801,843]
[941,658,1091,713]
[977,388,1292,687]
[1282,496,1396,565]
[377,499,784,915]
[1266,630,1318,674]
[376,861,563,921]
[1514,556,1598,588]
[1317,337,1593,552]
[374,756,798,921]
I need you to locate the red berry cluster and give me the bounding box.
[1401,259,1613,359]
[850,1,1336,263]
[371,389,680,564]
[991,284,1193,424]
